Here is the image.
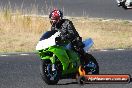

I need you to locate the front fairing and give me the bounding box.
[38,45,80,75]
[36,31,61,51]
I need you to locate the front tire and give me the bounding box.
[40,60,62,85]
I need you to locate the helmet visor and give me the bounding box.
[50,17,60,25]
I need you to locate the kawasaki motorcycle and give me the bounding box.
[36,30,99,85]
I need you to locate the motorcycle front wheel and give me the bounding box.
[40,59,62,85]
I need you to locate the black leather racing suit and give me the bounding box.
[51,19,86,63]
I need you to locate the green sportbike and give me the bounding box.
[36,30,99,85]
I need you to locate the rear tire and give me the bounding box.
[77,76,86,85]
[83,54,99,74]
[40,60,62,85]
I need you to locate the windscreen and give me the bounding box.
[39,30,57,41]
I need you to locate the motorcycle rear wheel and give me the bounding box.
[84,54,99,74]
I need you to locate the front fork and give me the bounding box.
[52,64,56,71]
[50,54,56,71]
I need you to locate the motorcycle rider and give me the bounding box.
[49,8,86,64]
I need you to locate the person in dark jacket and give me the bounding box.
[49,9,86,64]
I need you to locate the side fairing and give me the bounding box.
[48,46,69,69]
[48,46,80,74]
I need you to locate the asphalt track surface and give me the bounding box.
[0,50,132,88]
[0,0,132,20]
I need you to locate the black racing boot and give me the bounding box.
[78,48,87,65]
